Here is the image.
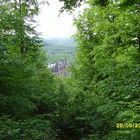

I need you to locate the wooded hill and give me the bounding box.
[44,38,76,63]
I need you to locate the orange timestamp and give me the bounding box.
[116,123,140,128]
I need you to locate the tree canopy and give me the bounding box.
[0,0,140,139]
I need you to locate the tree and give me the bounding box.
[73,0,140,139]
[0,0,56,139]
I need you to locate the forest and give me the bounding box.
[0,0,140,140]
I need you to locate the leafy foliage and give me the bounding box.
[0,0,140,140]
[0,116,55,140]
[72,0,140,139]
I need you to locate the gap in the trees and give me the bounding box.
[44,37,77,76]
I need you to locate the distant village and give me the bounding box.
[48,61,68,76]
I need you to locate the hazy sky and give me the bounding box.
[36,0,85,38]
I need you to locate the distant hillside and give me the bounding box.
[45,38,77,47]
[44,38,77,63]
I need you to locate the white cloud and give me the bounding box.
[35,0,76,38]
[35,0,87,38]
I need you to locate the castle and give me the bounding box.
[48,61,68,76]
